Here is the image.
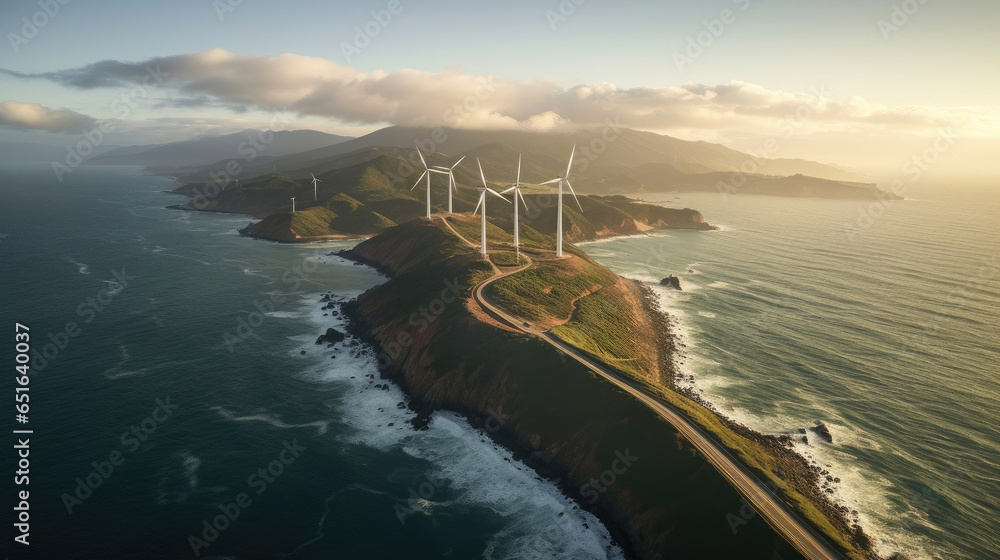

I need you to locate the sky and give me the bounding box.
[1,0,998,178]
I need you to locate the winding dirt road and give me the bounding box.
[470,249,847,560]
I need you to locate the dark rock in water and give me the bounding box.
[660,275,682,290]
[316,327,346,345]
[810,421,833,443]
[326,328,345,342]
[801,435,809,444]
[798,428,807,434]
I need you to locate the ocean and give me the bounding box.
[578,188,999,560]
[0,164,623,559]
[1,164,996,559]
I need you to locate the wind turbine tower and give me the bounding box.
[473,158,511,257]
[431,156,465,213]
[541,146,583,258]
[500,154,528,263]
[311,173,322,201]
[411,144,448,218]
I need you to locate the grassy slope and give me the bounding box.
[345,219,815,559]
[471,225,870,559]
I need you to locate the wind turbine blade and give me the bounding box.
[450,173,457,193]
[477,157,488,188]
[518,189,529,211]
[486,188,511,202]
[516,153,521,186]
[541,178,561,185]
[565,179,583,211]
[414,143,428,169]
[311,173,316,180]
[500,186,516,194]
[451,155,465,169]
[473,192,485,215]
[566,145,576,178]
[411,170,427,190]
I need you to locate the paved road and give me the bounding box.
[471,257,847,560]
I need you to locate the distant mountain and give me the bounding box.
[172,125,866,187]
[89,129,352,168]
[0,140,117,163]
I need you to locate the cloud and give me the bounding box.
[1,49,994,137]
[0,101,96,132]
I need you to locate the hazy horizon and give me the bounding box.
[1,0,998,180]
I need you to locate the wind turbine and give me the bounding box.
[500,154,529,263]
[411,144,448,218]
[311,173,322,201]
[290,197,296,213]
[430,155,465,213]
[473,158,510,257]
[541,146,583,258]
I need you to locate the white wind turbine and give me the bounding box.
[411,144,449,218]
[430,156,466,213]
[290,197,296,213]
[500,154,529,263]
[541,146,583,258]
[311,173,322,201]
[473,157,511,257]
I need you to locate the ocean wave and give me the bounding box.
[295,291,625,559]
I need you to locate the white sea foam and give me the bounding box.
[293,290,625,559]
[211,406,330,436]
[66,258,91,274]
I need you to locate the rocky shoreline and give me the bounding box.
[636,282,878,557]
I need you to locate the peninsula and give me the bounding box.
[339,213,881,560]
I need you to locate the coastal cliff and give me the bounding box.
[340,215,877,560]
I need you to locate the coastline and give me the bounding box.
[635,283,874,555]
[333,217,880,560]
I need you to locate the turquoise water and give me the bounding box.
[0,164,624,559]
[578,188,999,560]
